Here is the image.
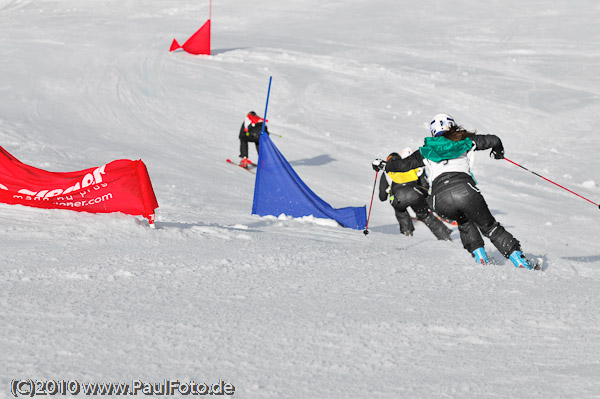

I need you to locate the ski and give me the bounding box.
[532,258,544,271]
[411,215,457,227]
[437,215,458,227]
[226,159,255,173]
[514,256,543,271]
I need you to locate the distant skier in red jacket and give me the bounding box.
[238,111,269,168]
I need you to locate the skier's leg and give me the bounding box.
[457,220,485,253]
[391,187,415,236]
[391,203,414,236]
[396,211,414,236]
[413,196,452,241]
[422,213,452,240]
[461,184,520,258]
[434,186,484,254]
[239,138,249,159]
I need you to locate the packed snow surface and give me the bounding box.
[1,0,600,398]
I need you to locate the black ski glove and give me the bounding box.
[490,146,504,159]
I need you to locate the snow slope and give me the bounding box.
[1,0,600,398]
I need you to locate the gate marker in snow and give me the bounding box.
[251,77,367,230]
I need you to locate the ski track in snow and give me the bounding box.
[1,1,600,398]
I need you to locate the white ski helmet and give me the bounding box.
[429,113,456,137]
[400,147,413,159]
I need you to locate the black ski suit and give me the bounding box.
[239,121,268,159]
[385,135,521,258]
[378,163,452,240]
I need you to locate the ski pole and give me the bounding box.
[504,157,599,209]
[364,170,379,235]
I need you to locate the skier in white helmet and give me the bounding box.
[372,113,536,270]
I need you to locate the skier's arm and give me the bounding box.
[472,135,502,151]
[472,134,505,159]
[378,173,389,201]
[385,150,425,173]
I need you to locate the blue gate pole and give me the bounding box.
[260,76,272,135]
[253,76,273,214]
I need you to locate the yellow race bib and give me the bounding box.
[388,168,419,184]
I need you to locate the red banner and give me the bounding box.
[0,147,159,224]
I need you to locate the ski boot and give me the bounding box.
[472,247,490,265]
[240,157,250,168]
[509,250,534,270]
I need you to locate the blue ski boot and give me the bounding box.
[509,250,533,270]
[472,247,490,265]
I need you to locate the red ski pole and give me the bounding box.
[504,157,599,209]
[364,171,379,235]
